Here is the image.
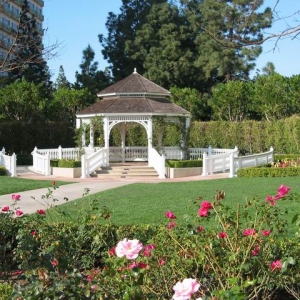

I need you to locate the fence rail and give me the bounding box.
[0,148,17,177]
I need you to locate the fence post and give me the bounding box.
[1,147,5,155]
[208,145,212,155]
[58,145,62,159]
[269,146,274,163]
[45,153,51,176]
[11,153,17,177]
[229,153,235,178]
[202,152,207,176]
[81,154,87,178]
[32,147,38,171]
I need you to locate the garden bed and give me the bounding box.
[51,167,81,178]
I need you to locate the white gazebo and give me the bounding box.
[75,69,191,177]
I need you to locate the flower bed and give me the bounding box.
[0,183,299,299]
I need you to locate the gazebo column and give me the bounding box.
[120,122,126,163]
[76,118,86,147]
[147,118,153,166]
[181,117,191,159]
[89,123,94,148]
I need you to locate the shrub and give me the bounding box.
[57,159,81,168]
[166,159,202,168]
[50,159,59,167]
[237,167,300,177]
[274,154,300,161]
[0,165,7,176]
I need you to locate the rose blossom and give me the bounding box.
[277,184,290,197]
[265,195,276,206]
[15,210,23,217]
[252,245,260,256]
[143,244,156,257]
[218,232,227,239]
[270,260,282,271]
[1,206,9,212]
[115,238,143,260]
[165,210,176,219]
[200,201,213,210]
[12,194,21,201]
[37,209,46,215]
[52,259,58,267]
[167,221,177,230]
[197,226,204,232]
[262,230,271,236]
[243,228,257,236]
[172,278,200,300]
[109,247,116,256]
[198,208,209,217]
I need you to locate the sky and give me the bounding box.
[43,0,300,84]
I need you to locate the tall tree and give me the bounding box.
[99,0,167,81]
[7,0,51,89]
[54,65,70,90]
[181,0,272,81]
[262,62,276,76]
[74,45,111,103]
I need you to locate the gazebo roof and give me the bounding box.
[77,70,190,116]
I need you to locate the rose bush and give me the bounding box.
[0,183,299,299]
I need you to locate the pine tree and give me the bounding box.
[54,65,70,90]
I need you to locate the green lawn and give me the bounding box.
[51,176,300,228]
[0,177,72,196]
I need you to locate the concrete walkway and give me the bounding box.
[0,166,229,215]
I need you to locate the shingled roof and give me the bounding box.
[77,70,190,116]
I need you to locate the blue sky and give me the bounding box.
[43,0,300,84]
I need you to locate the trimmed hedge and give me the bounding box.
[50,159,59,167]
[166,159,203,168]
[0,166,7,176]
[57,159,81,168]
[237,166,300,177]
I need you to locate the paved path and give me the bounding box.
[0,166,229,215]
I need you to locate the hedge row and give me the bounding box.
[237,167,300,177]
[50,159,81,168]
[0,166,6,176]
[166,159,203,168]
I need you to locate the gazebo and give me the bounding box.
[75,69,191,177]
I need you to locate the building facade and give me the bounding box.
[0,0,44,74]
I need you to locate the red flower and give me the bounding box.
[265,195,276,206]
[15,210,23,217]
[243,228,257,236]
[252,245,260,256]
[37,209,46,215]
[270,260,282,271]
[143,244,156,257]
[52,259,58,267]
[1,206,9,212]
[218,232,227,239]
[201,201,213,210]
[167,221,176,230]
[52,181,56,186]
[138,262,148,269]
[31,231,37,236]
[262,230,271,236]
[108,247,116,256]
[277,184,290,197]
[197,226,204,232]
[12,270,23,276]
[12,194,21,201]
[198,207,209,217]
[165,210,176,219]
[159,259,166,266]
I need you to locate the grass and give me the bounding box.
[0,177,72,196]
[50,177,300,229]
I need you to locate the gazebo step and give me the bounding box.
[94,164,158,178]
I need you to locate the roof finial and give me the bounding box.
[133,68,137,74]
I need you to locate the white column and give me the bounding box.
[11,153,17,177]
[103,117,109,149]
[82,127,86,147]
[147,118,153,166]
[89,123,94,148]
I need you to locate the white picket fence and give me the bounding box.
[0,148,17,177]
[149,147,166,179]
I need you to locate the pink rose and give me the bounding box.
[52,259,58,267]
[277,184,290,197]
[37,209,46,215]
[128,261,138,269]
[1,206,9,212]
[12,194,21,201]
[159,259,166,266]
[165,210,176,219]
[252,245,260,256]
[261,230,271,236]
[270,260,282,271]
[243,228,257,236]
[143,244,156,257]
[31,231,37,236]
[109,247,116,256]
[197,226,204,232]
[15,210,23,217]
[115,238,143,260]
[167,221,177,230]
[218,232,227,239]
[201,201,213,210]
[173,278,200,300]
[198,208,209,217]
[265,195,276,206]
